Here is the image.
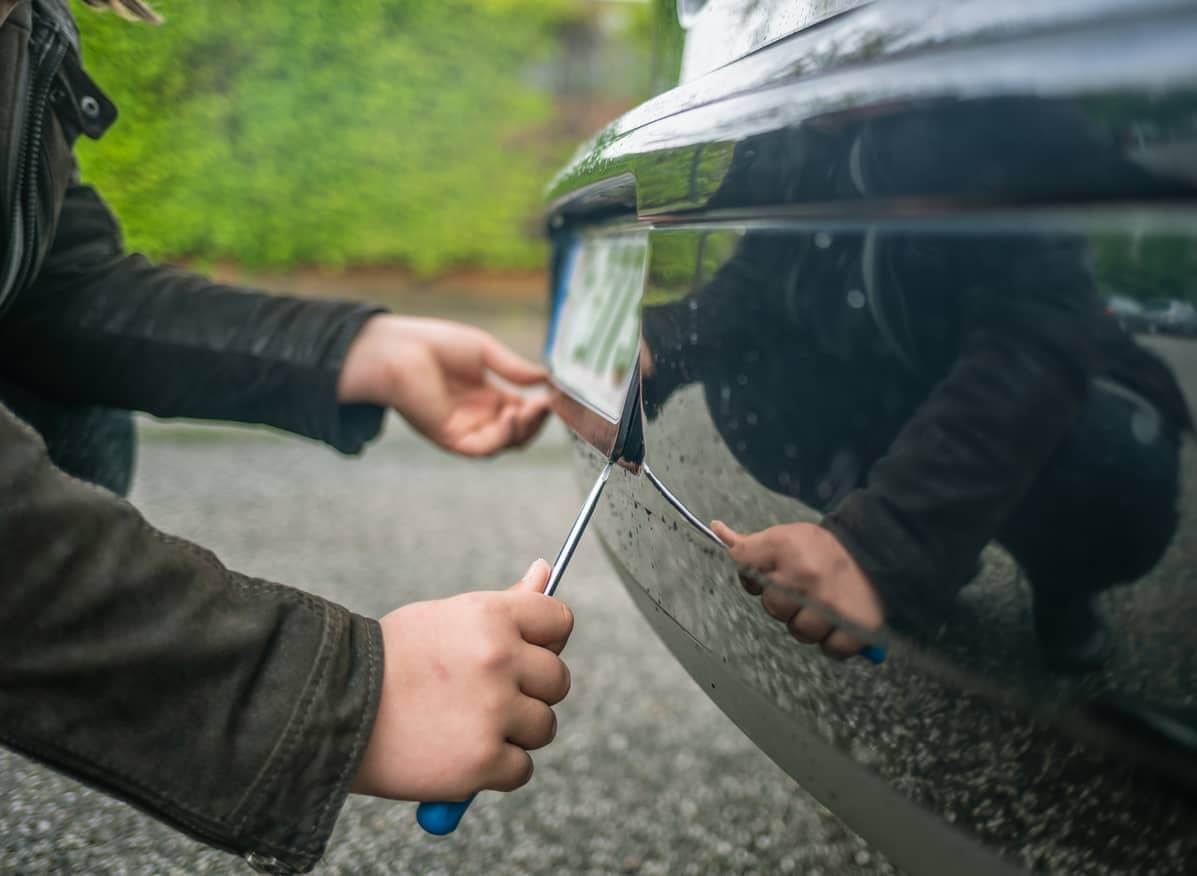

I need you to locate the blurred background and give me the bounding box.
[73,0,662,325]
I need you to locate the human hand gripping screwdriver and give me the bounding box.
[415,461,614,836]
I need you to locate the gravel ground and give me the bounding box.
[0,414,894,876]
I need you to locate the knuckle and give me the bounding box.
[762,527,791,552]
[472,639,512,673]
[478,687,510,723]
[760,589,796,620]
[468,740,506,779]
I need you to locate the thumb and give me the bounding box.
[510,558,551,593]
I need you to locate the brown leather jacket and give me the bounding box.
[1,2,386,871]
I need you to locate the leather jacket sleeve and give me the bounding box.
[822,237,1102,633]
[0,182,386,454]
[0,400,382,873]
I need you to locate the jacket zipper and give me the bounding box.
[0,24,66,318]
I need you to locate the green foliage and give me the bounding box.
[1092,233,1197,304]
[71,0,642,273]
[646,0,684,95]
[645,230,738,306]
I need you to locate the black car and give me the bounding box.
[543,2,1197,875]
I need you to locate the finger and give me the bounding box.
[507,591,575,652]
[738,572,763,596]
[505,697,558,750]
[516,645,571,704]
[484,338,548,386]
[510,396,551,447]
[710,520,740,547]
[723,529,780,575]
[821,629,866,660]
[760,584,803,622]
[787,607,833,644]
[484,744,535,792]
[453,406,519,456]
[639,339,656,378]
[510,559,551,593]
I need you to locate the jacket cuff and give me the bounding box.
[821,494,963,637]
[300,302,389,455]
[236,609,384,873]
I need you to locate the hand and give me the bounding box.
[338,315,551,456]
[351,559,573,801]
[710,521,884,659]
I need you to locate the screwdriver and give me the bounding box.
[416,461,614,836]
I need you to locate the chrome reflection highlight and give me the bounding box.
[642,461,725,547]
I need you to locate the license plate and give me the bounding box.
[545,231,648,422]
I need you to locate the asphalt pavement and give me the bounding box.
[0,411,896,875]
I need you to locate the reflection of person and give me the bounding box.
[1,2,570,871]
[644,98,1192,671]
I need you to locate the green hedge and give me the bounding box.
[72,0,635,273]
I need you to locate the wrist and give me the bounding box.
[337,314,404,405]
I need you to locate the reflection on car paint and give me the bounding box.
[547,1,1197,872]
[613,214,1197,873]
[641,461,725,547]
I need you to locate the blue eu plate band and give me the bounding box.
[416,462,614,835]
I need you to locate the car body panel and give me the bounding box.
[544,2,1197,873]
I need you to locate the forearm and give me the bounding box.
[0,185,385,453]
[0,402,382,871]
[822,325,1093,631]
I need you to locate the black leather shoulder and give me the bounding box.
[31,0,77,52]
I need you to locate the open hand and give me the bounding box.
[711,520,884,659]
[338,315,551,456]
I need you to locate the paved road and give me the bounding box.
[0,413,895,875]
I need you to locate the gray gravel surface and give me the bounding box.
[0,415,895,875]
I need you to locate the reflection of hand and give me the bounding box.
[338,315,551,456]
[638,338,655,378]
[710,521,884,658]
[351,560,573,801]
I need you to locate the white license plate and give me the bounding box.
[545,231,648,422]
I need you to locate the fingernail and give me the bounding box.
[525,558,547,579]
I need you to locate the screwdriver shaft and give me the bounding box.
[544,461,613,597]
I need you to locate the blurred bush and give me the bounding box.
[72,0,649,274]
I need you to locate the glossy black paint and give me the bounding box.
[545,1,1197,873]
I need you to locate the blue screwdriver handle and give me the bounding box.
[416,796,476,835]
[860,644,886,664]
